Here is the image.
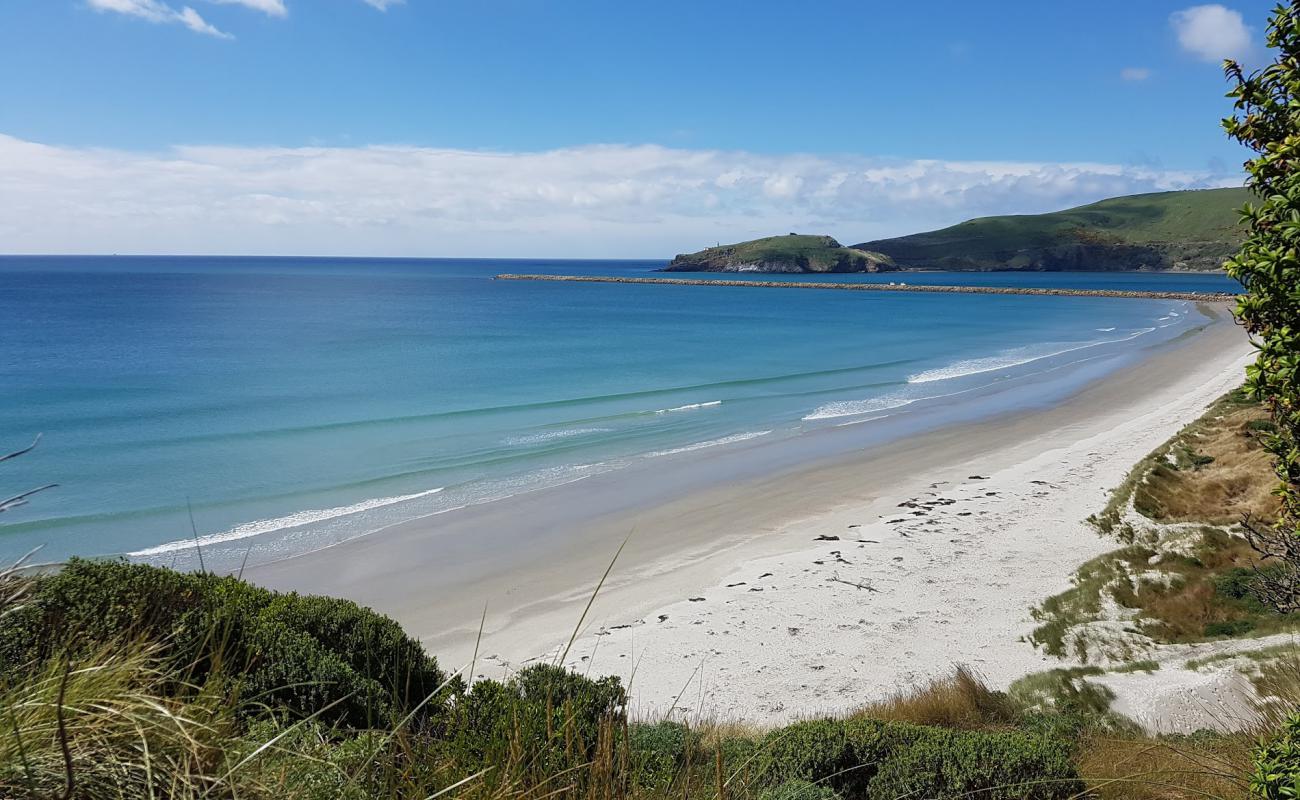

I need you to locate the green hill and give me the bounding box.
[854,187,1248,271]
[663,233,895,273]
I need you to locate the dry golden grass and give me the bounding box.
[1075,731,1253,800]
[1135,399,1280,526]
[849,665,1020,731]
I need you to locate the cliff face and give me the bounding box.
[664,234,896,273]
[861,238,1240,272]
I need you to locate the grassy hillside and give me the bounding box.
[664,233,895,273]
[855,188,1249,271]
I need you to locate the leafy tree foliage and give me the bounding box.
[1223,1,1300,611]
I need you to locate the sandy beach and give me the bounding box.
[250,306,1253,723]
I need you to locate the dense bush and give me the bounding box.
[758,778,841,800]
[1223,0,1300,614]
[1252,713,1300,799]
[448,663,627,779]
[0,558,452,728]
[755,719,855,787]
[866,727,1083,800]
[747,716,1081,800]
[0,560,1096,798]
[627,721,700,786]
[1205,618,1257,637]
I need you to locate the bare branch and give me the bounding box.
[1242,513,1300,614]
[0,434,41,464]
[0,484,58,514]
[827,572,878,592]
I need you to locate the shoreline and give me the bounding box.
[248,309,1252,722]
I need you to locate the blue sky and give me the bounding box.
[0,1,1276,256]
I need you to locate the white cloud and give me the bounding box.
[209,0,287,17]
[1171,4,1252,63]
[87,0,232,38]
[0,133,1240,258]
[1120,67,1151,81]
[361,0,404,9]
[176,6,233,36]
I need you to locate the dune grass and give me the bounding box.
[1033,390,1292,660]
[852,662,1258,799]
[850,666,1021,732]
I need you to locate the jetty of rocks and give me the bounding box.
[493,274,1237,302]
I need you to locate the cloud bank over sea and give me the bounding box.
[0,133,1240,258]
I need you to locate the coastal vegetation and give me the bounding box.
[1221,5,1300,794]
[856,188,1247,272]
[663,234,893,273]
[3,555,1281,800]
[1032,389,1288,660]
[1221,6,1300,620]
[0,559,1097,799]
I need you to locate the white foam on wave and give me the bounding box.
[1096,327,1116,332]
[130,486,446,557]
[803,395,916,421]
[907,328,1156,384]
[646,430,771,457]
[834,414,892,428]
[502,427,612,446]
[653,400,722,414]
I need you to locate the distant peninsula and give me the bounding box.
[663,188,1248,274]
[663,234,895,273]
[856,187,1248,272]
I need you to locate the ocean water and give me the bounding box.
[0,256,1240,570]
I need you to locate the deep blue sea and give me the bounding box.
[0,256,1240,569]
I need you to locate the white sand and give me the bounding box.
[486,336,1257,725]
[1094,632,1300,733]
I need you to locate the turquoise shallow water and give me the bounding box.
[0,257,1239,569]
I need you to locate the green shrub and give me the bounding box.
[841,718,934,791]
[628,721,700,786]
[0,559,451,728]
[758,778,841,800]
[754,719,854,788]
[1205,619,1256,637]
[753,717,955,797]
[239,721,381,800]
[866,728,1083,800]
[718,732,759,767]
[447,664,626,777]
[1216,567,1259,601]
[1252,714,1300,799]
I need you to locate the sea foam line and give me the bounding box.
[906,328,1156,384]
[803,395,918,421]
[130,486,446,557]
[502,427,612,446]
[646,430,771,457]
[653,400,722,414]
